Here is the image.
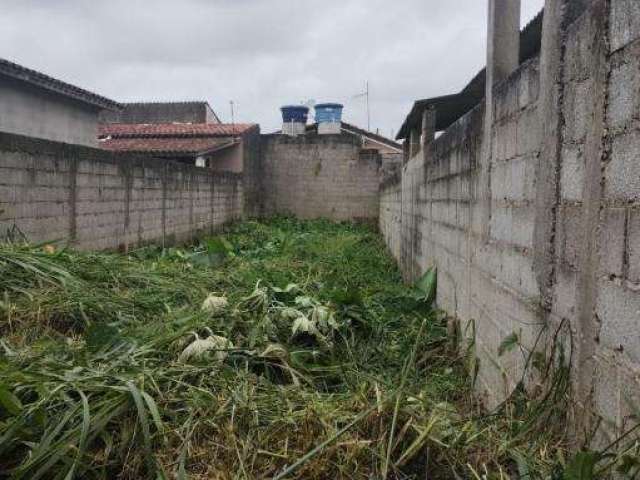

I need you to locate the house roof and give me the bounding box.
[304,121,402,152]
[99,136,238,156]
[341,122,402,151]
[0,57,121,111]
[97,122,255,157]
[396,9,544,140]
[98,123,257,138]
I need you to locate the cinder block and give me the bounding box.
[610,0,640,52]
[564,14,594,82]
[511,207,534,249]
[593,359,621,434]
[556,205,583,271]
[552,269,578,320]
[596,279,640,363]
[599,208,626,277]
[628,210,640,283]
[561,145,584,202]
[606,131,640,201]
[490,205,513,245]
[516,108,541,157]
[607,57,638,131]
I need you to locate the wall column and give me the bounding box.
[421,106,436,162]
[486,0,521,89]
[481,0,521,240]
[409,127,421,159]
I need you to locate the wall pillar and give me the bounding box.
[402,140,410,164]
[481,0,521,240]
[409,126,421,159]
[486,0,521,89]
[421,106,436,160]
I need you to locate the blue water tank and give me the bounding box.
[281,105,309,124]
[314,103,343,123]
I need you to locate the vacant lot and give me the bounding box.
[0,218,571,479]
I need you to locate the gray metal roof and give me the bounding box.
[0,57,122,111]
[397,9,544,140]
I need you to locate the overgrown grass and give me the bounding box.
[0,217,626,479]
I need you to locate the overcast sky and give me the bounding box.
[1,0,544,137]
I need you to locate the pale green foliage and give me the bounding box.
[178,333,234,363]
[200,294,228,314]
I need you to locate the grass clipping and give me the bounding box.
[0,218,604,479]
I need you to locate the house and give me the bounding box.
[99,101,221,125]
[0,57,121,147]
[319,121,402,155]
[98,122,259,172]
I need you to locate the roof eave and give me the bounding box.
[0,58,122,111]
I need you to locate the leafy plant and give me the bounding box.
[412,267,437,306]
[0,218,615,479]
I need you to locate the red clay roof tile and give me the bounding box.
[99,136,236,155]
[98,123,256,138]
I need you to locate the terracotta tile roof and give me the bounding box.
[0,57,121,111]
[99,136,237,155]
[98,122,257,138]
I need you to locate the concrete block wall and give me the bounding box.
[0,132,243,249]
[379,174,402,261]
[379,0,640,443]
[260,133,382,221]
[558,0,640,445]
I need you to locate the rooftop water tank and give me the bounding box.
[281,105,309,124]
[315,103,343,134]
[280,105,309,136]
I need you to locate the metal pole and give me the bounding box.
[366,80,370,131]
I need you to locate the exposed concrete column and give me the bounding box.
[402,139,410,164]
[486,0,521,89]
[421,107,436,147]
[409,126,421,159]
[481,0,521,240]
[533,0,596,447]
[422,106,436,165]
[533,0,566,306]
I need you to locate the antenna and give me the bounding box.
[229,100,235,126]
[365,80,370,131]
[351,82,370,131]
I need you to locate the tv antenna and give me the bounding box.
[352,81,370,131]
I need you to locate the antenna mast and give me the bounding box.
[366,80,370,131]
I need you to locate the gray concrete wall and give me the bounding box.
[0,132,243,250]
[0,78,100,147]
[100,102,219,124]
[379,0,640,445]
[260,133,382,221]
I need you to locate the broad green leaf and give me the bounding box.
[126,381,155,475]
[414,267,437,305]
[498,332,520,357]
[0,385,22,415]
[563,451,600,480]
[64,390,90,480]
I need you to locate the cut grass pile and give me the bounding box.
[0,217,614,479]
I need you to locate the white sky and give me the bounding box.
[0,0,545,137]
